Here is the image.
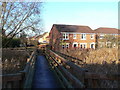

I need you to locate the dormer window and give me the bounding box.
[81,33,86,40]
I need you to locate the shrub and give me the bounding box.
[2,37,21,48]
[2,49,30,74]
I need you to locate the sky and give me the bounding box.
[41,1,118,32]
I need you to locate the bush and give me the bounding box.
[2,37,21,48]
[29,40,38,46]
[2,49,29,74]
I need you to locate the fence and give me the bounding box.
[45,49,120,88]
[1,49,37,89]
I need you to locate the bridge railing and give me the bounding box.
[45,49,87,88]
[54,51,85,66]
[2,49,37,89]
[45,49,120,88]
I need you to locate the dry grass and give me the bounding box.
[2,49,32,74]
[60,48,119,74]
[59,48,119,88]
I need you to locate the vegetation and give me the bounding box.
[59,48,119,87]
[97,35,118,48]
[2,49,32,74]
[59,48,119,73]
[2,37,21,48]
[28,40,38,47]
[1,2,42,47]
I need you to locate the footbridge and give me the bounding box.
[2,48,120,89]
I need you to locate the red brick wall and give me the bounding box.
[49,26,97,51]
[49,26,119,50]
[60,33,97,49]
[49,25,61,51]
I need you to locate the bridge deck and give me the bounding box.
[32,55,62,88]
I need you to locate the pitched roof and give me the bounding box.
[36,32,49,39]
[53,24,94,33]
[36,35,43,38]
[42,32,48,36]
[94,27,119,34]
[29,36,37,39]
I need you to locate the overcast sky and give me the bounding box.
[41,1,118,32]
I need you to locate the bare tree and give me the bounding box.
[1,2,42,47]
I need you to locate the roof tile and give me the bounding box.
[54,24,94,33]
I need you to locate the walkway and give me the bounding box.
[32,55,62,88]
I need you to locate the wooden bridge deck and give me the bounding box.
[32,55,62,88]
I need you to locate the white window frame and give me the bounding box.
[62,45,65,49]
[113,43,116,48]
[90,42,95,49]
[100,44,103,48]
[99,34,104,39]
[73,42,78,48]
[66,43,69,48]
[80,43,87,48]
[63,33,69,40]
[106,41,111,45]
[99,42,104,48]
[81,33,86,40]
[73,34,77,39]
[91,34,94,39]
[106,41,111,47]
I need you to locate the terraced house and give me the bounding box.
[94,27,119,48]
[49,24,97,51]
[49,24,119,51]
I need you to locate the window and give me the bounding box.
[84,44,86,48]
[99,34,104,39]
[73,43,78,48]
[80,43,87,48]
[113,43,116,48]
[63,34,66,39]
[66,44,69,49]
[106,42,111,48]
[99,42,104,48]
[91,34,94,39]
[43,40,47,43]
[62,45,65,49]
[100,44,103,48]
[73,34,76,39]
[90,43,95,49]
[80,44,82,48]
[91,44,94,48]
[63,33,69,40]
[74,44,77,48]
[81,34,86,40]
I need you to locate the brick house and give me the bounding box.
[49,24,97,51]
[37,32,49,44]
[94,27,119,48]
[36,32,50,48]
